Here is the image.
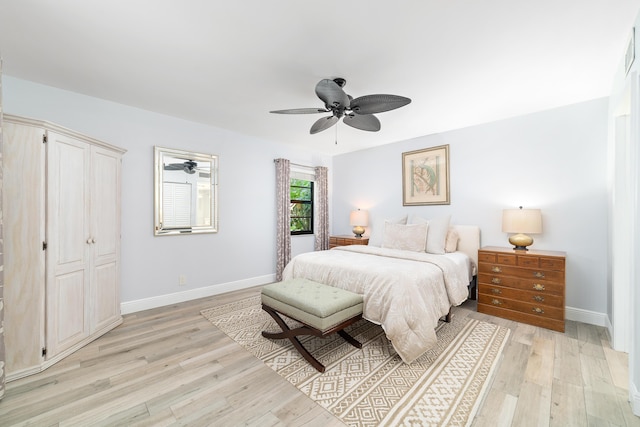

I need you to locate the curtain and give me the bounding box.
[314,166,329,251]
[275,158,291,281]
[0,57,5,400]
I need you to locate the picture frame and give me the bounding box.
[402,144,450,206]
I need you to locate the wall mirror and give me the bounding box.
[154,146,218,236]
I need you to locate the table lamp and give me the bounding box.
[349,209,368,238]
[502,207,542,250]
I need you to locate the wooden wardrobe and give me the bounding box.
[3,114,126,381]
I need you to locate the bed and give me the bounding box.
[281,223,480,363]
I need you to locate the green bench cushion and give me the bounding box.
[261,278,363,332]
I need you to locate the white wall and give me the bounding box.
[333,98,609,320]
[3,76,329,310]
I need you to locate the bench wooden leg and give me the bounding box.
[261,304,362,373]
[338,330,362,349]
[261,305,327,372]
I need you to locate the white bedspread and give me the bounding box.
[281,245,470,363]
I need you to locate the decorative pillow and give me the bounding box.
[381,222,428,252]
[408,215,451,254]
[445,228,460,253]
[368,215,408,246]
[425,215,451,254]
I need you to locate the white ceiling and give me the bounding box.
[1,1,639,155]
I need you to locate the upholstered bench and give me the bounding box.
[261,278,364,372]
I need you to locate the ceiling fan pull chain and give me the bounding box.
[335,125,338,145]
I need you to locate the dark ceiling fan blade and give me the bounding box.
[165,160,198,174]
[310,116,339,134]
[315,79,350,109]
[164,164,183,170]
[343,113,381,132]
[270,108,329,114]
[349,94,411,115]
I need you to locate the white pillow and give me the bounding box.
[407,215,451,254]
[381,222,428,252]
[368,214,408,246]
[426,215,451,254]
[445,228,460,253]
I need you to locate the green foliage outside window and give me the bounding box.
[290,178,313,234]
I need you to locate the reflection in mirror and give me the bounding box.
[154,146,218,235]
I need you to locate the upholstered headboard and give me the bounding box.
[451,225,480,273]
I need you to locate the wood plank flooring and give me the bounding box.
[0,286,638,426]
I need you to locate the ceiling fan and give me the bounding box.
[270,78,411,134]
[164,160,198,174]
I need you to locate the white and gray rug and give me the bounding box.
[201,296,509,427]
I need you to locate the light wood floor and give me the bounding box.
[1,286,638,426]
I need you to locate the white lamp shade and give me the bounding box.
[502,208,542,234]
[349,209,369,226]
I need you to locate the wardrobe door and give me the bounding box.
[45,131,91,358]
[90,145,121,332]
[3,122,46,378]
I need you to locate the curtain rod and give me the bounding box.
[273,159,314,169]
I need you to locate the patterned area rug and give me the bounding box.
[201,296,510,427]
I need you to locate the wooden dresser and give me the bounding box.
[477,246,566,332]
[329,235,369,249]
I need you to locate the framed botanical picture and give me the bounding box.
[402,144,450,205]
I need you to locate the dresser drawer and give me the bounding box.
[478,283,563,308]
[477,303,565,332]
[517,255,565,270]
[478,252,517,265]
[478,293,563,321]
[478,263,564,283]
[478,273,564,295]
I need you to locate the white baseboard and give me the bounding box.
[120,274,276,315]
[565,306,607,327]
[632,381,640,416]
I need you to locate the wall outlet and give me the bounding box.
[179,275,187,286]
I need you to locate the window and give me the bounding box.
[290,178,313,235]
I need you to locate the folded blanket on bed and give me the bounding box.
[282,245,470,363]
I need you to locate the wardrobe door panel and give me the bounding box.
[93,262,119,331]
[51,134,90,267]
[92,147,120,264]
[91,146,121,330]
[50,271,88,352]
[46,132,91,357]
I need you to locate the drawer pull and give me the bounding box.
[532,307,545,314]
[491,299,502,306]
[491,288,502,295]
[533,295,545,302]
[491,266,502,273]
[491,278,501,284]
[533,271,545,279]
[532,283,545,291]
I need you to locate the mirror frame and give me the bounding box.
[154,146,219,236]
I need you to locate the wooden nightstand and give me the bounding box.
[477,246,566,332]
[329,235,369,249]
